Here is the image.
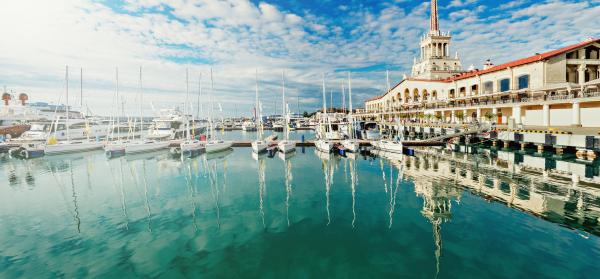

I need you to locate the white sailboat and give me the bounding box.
[251,69,268,153]
[173,69,204,157]
[104,67,127,156]
[315,74,333,153]
[342,72,360,153]
[205,68,233,153]
[124,67,170,155]
[277,71,296,153]
[45,66,103,155]
[374,70,403,153]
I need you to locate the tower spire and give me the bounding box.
[430,0,439,33]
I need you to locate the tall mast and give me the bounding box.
[116,67,120,139]
[139,66,143,140]
[209,68,214,140]
[255,69,261,140]
[65,65,70,142]
[348,72,353,140]
[185,68,190,140]
[197,74,202,121]
[282,71,288,140]
[80,67,83,108]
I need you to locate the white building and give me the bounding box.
[362,0,600,129]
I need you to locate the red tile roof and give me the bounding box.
[443,38,600,82]
[364,38,599,103]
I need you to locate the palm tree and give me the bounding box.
[455,111,465,123]
[484,111,496,123]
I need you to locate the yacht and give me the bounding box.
[242,120,257,131]
[360,121,381,140]
[172,69,206,157]
[252,70,268,154]
[147,108,191,140]
[13,119,109,142]
[315,74,335,153]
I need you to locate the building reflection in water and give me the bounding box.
[396,147,600,237]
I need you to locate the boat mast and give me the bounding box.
[281,71,288,141]
[255,69,261,141]
[65,65,70,142]
[209,68,214,141]
[185,68,190,140]
[139,66,143,140]
[348,72,353,140]
[197,74,203,122]
[80,67,83,108]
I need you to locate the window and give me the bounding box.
[518,75,530,89]
[483,81,493,94]
[499,78,510,92]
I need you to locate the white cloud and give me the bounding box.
[0,0,598,116]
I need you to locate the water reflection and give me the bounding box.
[2,146,600,278]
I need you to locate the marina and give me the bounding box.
[1,0,600,277]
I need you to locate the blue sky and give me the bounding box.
[0,0,599,116]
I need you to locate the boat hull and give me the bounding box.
[205,140,233,153]
[251,140,268,153]
[342,139,360,153]
[278,140,296,153]
[125,141,170,154]
[315,139,333,153]
[45,141,103,155]
[376,140,403,153]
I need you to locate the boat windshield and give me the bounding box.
[29,124,48,131]
[155,121,172,130]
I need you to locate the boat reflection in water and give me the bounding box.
[1,146,600,277]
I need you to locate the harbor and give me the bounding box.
[2,0,600,277]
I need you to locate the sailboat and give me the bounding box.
[44,66,103,155]
[123,67,170,154]
[374,70,403,153]
[277,71,296,153]
[205,68,233,153]
[105,67,127,157]
[172,69,204,157]
[251,69,268,153]
[315,74,334,153]
[342,72,360,153]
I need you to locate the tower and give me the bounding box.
[411,0,463,80]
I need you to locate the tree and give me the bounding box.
[455,111,465,123]
[484,111,496,122]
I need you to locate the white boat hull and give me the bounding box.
[251,140,268,153]
[315,139,333,153]
[278,140,296,153]
[365,130,381,140]
[376,140,403,153]
[45,141,103,155]
[125,141,170,154]
[342,139,360,153]
[180,140,205,152]
[205,140,233,153]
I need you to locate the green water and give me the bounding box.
[1,145,600,278]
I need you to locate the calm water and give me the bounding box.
[1,143,600,278]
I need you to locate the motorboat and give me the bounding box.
[147,108,190,140]
[360,122,381,140]
[104,140,126,157]
[241,121,257,132]
[14,119,109,142]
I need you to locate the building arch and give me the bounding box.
[413,88,420,102]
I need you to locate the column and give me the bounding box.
[578,64,586,85]
[451,110,456,123]
[572,101,581,127]
[463,109,468,123]
[543,104,550,127]
[513,105,522,125]
[476,108,482,122]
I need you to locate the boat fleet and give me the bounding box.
[1,68,408,160]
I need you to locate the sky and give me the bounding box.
[0,0,599,117]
